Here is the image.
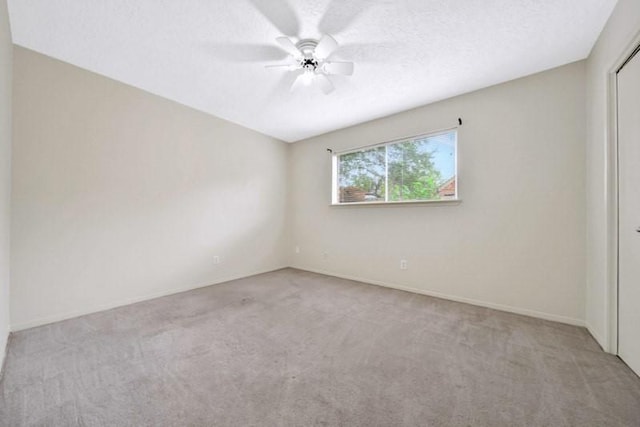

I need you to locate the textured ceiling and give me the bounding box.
[8,0,617,142]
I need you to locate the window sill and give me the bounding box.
[330,199,462,207]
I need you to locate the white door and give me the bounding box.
[618,47,640,376]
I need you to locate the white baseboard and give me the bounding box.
[292,266,585,327]
[10,264,586,332]
[585,322,610,353]
[10,266,288,332]
[0,328,9,380]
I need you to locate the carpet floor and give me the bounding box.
[1,268,639,426]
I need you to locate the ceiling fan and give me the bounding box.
[266,34,354,94]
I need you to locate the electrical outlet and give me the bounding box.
[322,252,328,261]
[400,259,408,270]
[213,256,220,265]
[295,246,300,254]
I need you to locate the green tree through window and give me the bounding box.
[388,139,441,201]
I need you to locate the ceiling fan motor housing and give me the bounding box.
[296,39,319,57]
[296,39,321,72]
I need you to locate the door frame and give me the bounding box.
[607,32,640,355]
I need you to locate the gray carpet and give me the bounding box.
[1,269,639,426]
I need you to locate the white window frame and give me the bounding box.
[331,128,460,206]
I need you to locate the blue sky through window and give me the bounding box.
[416,131,456,182]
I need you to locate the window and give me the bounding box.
[332,129,457,204]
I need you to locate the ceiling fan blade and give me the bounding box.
[315,73,335,94]
[248,0,300,38]
[290,72,306,92]
[276,37,302,58]
[314,34,339,59]
[203,43,288,63]
[319,0,370,35]
[323,61,354,76]
[265,64,298,70]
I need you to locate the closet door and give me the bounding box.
[618,47,640,376]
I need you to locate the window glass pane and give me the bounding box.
[334,130,456,204]
[387,131,456,202]
[338,146,386,203]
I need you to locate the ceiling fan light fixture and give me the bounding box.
[302,69,315,86]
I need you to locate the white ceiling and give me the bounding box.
[8,0,617,142]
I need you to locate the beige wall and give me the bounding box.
[0,0,11,368]
[585,0,640,351]
[10,47,289,330]
[290,61,586,325]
